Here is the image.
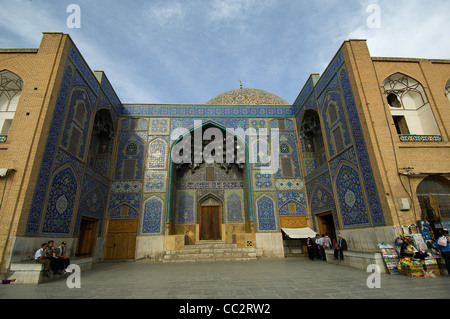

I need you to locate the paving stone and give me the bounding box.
[1,257,449,299]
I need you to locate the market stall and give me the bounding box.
[379,221,448,277]
[281,227,317,256]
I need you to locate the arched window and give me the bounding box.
[0,70,23,140]
[383,73,440,138]
[445,79,450,103]
[299,109,326,175]
[87,109,114,176]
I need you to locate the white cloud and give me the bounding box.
[347,0,450,59]
[143,2,185,27]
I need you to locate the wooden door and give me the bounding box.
[104,219,138,260]
[76,217,98,257]
[317,212,336,239]
[200,205,221,240]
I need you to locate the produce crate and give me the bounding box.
[403,265,424,277]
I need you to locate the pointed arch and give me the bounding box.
[41,164,79,234]
[279,200,307,216]
[256,194,277,232]
[0,70,23,139]
[382,72,440,136]
[141,196,164,235]
[299,109,327,175]
[167,120,253,224]
[147,137,168,169]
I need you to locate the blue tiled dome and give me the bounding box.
[206,88,289,106]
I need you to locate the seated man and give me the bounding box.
[34,243,50,277]
[56,241,71,273]
[45,240,63,274]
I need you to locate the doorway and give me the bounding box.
[76,216,98,257]
[200,205,221,240]
[317,212,336,240]
[104,219,138,260]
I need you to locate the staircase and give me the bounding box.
[163,240,257,263]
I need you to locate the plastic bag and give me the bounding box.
[437,236,448,247]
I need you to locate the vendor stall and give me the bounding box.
[381,221,448,277]
[281,227,317,256]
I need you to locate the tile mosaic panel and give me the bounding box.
[177,192,195,224]
[143,171,167,192]
[114,134,145,180]
[277,191,307,208]
[121,105,294,118]
[269,118,295,130]
[279,201,307,216]
[256,194,277,232]
[109,205,139,219]
[68,45,99,95]
[59,85,93,161]
[335,164,370,227]
[225,190,243,223]
[252,171,275,190]
[148,118,170,135]
[339,66,385,226]
[111,181,143,193]
[41,166,79,234]
[320,88,352,158]
[275,134,301,178]
[26,63,74,236]
[147,137,167,169]
[275,179,304,190]
[249,119,268,135]
[141,196,164,235]
[177,181,244,190]
[109,193,141,213]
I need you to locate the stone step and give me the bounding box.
[162,240,257,263]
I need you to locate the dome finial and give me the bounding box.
[239,80,243,89]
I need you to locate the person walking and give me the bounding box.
[436,230,450,276]
[314,234,321,260]
[334,235,347,260]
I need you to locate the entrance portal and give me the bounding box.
[76,216,98,257]
[200,205,221,240]
[317,212,336,240]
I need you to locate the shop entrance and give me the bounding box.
[200,205,221,240]
[317,212,336,240]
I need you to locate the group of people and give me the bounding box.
[34,240,71,277]
[306,233,347,261]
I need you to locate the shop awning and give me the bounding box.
[281,227,317,239]
[0,169,10,177]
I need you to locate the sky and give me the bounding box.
[0,0,449,105]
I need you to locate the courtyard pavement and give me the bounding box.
[1,257,449,300]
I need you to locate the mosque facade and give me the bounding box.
[0,33,449,275]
